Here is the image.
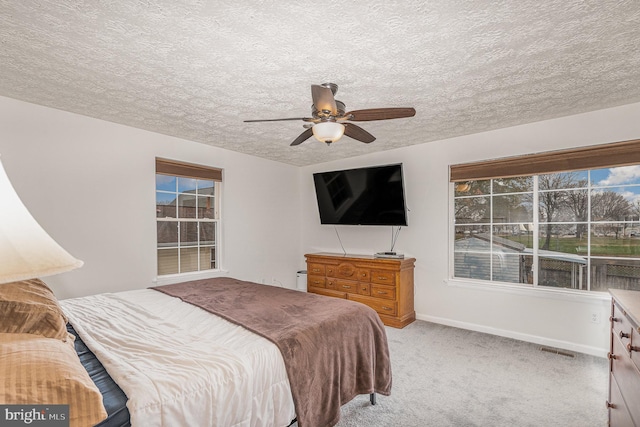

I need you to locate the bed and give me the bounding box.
[0,277,392,427]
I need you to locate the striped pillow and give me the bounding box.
[0,333,107,427]
[0,279,69,341]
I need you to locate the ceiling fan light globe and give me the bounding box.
[312,122,345,143]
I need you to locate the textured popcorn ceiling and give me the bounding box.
[1,1,640,166]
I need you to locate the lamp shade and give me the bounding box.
[0,157,83,284]
[312,122,345,143]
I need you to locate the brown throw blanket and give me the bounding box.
[151,277,391,427]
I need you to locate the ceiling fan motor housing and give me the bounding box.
[321,82,338,95]
[243,83,416,146]
[313,100,346,119]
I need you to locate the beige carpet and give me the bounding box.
[331,320,608,427]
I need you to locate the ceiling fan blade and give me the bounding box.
[290,128,314,146]
[346,107,416,121]
[311,85,338,115]
[244,117,311,123]
[343,123,376,143]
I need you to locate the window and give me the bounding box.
[451,139,640,292]
[155,159,222,276]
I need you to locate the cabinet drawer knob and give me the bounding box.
[608,352,617,360]
[627,343,639,353]
[620,331,630,339]
[606,400,615,409]
[610,316,619,323]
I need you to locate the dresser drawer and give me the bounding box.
[612,301,634,347]
[350,295,397,316]
[609,373,635,427]
[371,284,396,300]
[357,269,370,282]
[308,275,326,289]
[610,332,640,424]
[310,287,347,299]
[334,262,358,279]
[308,263,326,276]
[357,282,371,296]
[326,264,336,277]
[336,279,359,294]
[631,320,640,373]
[329,263,371,282]
[371,269,396,286]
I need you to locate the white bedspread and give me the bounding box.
[61,289,296,427]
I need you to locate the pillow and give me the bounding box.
[0,279,69,341]
[0,333,107,427]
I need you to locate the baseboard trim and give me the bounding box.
[415,313,607,358]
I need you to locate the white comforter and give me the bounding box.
[61,289,296,427]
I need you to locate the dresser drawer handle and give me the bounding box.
[610,316,619,323]
[377,276,387,280]
[342,285,352,289]
[606,400,615,409]
[627,343,640,353]
[313,280,322,285]
[608,352,617,360]
[620,331,630,339]
[313,268,320,273]
[361,273,367,277]
[377,291,388,295]
[382,306,392,311]
[362,287,367,291]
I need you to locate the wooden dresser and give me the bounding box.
[305,252,416,328]
[608,289,640,426]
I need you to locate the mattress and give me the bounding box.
[67,323,130,427]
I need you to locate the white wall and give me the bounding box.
[4,92,639,356]
[0,96,301,299]
[299,102,640,356]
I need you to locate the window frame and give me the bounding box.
[155,158,223,281]
[448,139,640,297]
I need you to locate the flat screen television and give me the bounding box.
[313,163,408,226]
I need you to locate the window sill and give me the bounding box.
[445,277,611,304]
[153,269,230,286]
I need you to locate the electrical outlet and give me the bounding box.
[591,312,601,324]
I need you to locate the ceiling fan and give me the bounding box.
[244,83,416,146]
